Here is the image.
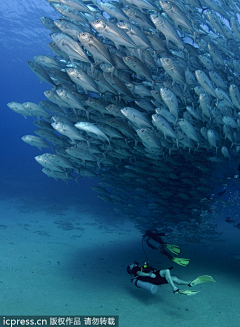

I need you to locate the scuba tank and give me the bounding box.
[143,230,165,250]
[133,279,159,293]
[143,234,162,250]
[131,262,159,293]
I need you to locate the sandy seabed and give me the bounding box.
[0,198,239,327]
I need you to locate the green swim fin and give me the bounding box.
[165,244,181,255]
[175,289,200,296]
[172,257,190,267]
[189,275,216,287]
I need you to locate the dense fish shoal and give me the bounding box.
[8,0,240,242]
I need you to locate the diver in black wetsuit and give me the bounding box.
[127,261,215,295]
[143,230,190,267]
[127,261,191,294]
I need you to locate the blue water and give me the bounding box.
[0,0,107,210]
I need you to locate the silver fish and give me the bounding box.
[59,0,91,13]
[34,55,64,69]
[178,119,200,143]
[91,19,136,49]
[75,122,110,144]
[215,88,233,108]
[98,2,129,22]
[209,71,227,90]
[229,84,240,110]
[125,0,156,10]
[117,22,152,49]
[222,116,238,129]
[106,118,137,139]
[35,153,65,172]
[42,168,79,183]
[152,114,177,140]
[52,3,88,24]
[136,128,163,149]
[198,55,214,71]
[65,146,97,163]
[40,16,61,33]
[104,72,134,99]
[7,102,32,119]
[160,87,179,120]
[44,90,67,107]
[195,70,216,98]
[160,58,185,85]
[123,56,153,82]
[27,60,55,85]
[66,68,100,94]
[122,8,155,30]
[54,19,89,40]
[51,121,87,142]
[78,32,114,66]
[121,107,153,129]
[150,14,184,50]
[51,33,90,64]
[22,102,50,119]
[159,1,193,33]
[155,107,176,124]
[207,129,218,153]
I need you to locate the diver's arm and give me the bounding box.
[137,271,156,278]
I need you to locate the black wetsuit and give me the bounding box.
[144,230,174,261]
[131,265,168,286]
[145,230,165,245]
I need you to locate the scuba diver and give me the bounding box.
[142,230,190,267]
[127,261,216,295]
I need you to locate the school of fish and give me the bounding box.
[8,0,240,241]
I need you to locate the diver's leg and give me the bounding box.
[160,248,174,261]
[159,269,179,292]
[171,276,191,286]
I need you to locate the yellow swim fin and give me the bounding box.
[172,257,190,267]
[189,275,216,287]
[165,244,181,255]
[175,289,200,296]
